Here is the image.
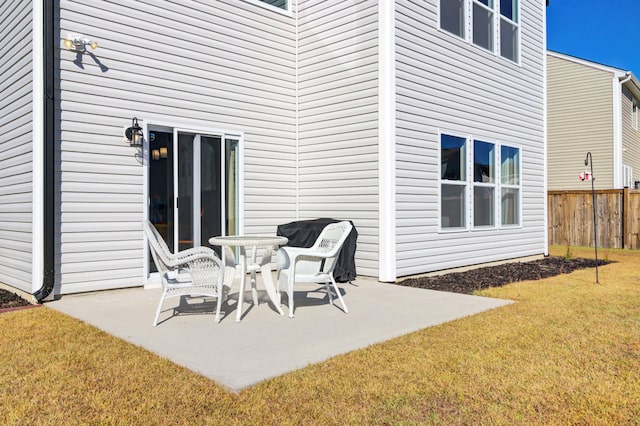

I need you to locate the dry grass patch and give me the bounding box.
[1,246,639,424]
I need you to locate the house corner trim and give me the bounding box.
[378,0,396,282]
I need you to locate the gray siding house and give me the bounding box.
[547,51,640,190]
[0,0,547,300]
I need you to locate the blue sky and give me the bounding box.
[546,0,640,76]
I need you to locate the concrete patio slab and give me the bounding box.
[47,277,512,392]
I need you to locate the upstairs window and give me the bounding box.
[633,99,638,131]
[439,0,520,63]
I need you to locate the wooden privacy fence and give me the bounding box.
[548,189,640,249]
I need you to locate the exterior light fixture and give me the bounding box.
[63,33,98,51]
[125,117,144,147]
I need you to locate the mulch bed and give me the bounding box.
[0,256,605,310]
[0,289,35,312]
[397,256,606,294]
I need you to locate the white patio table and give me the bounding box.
[209,235,288,322]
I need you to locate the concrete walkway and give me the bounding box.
[47,277,511,393]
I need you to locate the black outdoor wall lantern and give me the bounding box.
[125,117,144,147]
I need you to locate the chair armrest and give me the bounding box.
[277,246,332,272]
[281,246,332,260]
[166,247,218,269]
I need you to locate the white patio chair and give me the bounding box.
[144,221,234,325]
[275,221,353,318]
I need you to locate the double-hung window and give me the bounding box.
[633,99,638,131]
[441,134,521,230]
[440,134,468,229]
[500,145,520,226]
[439,0,520,63]
[473,140,496,227]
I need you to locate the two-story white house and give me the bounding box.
[0,0,547,301]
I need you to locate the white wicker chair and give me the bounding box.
[275,221,353,318]
[144,221,233,325]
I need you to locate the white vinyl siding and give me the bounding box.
[547,54,615,190]
[394,0,545,276]
[57,0,297,293]
[297,0,379,277]
[0,0,34,292]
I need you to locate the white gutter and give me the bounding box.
[378,0,396,282]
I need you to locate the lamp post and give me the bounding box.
[584,152,599,283]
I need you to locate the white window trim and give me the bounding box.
[438,0,521,65]
[241,0,292,16]
[632,99,638,131]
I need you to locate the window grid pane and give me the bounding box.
[501,146,520,185]
[500,18,519,62]
[500,0,518,22]
[501,188,519,225]
[474,186,495,226]
[441,184,466,228]
[473,3,494,51]
[474,140,495,183]
[441,135,467,181]
[440,0,466,38]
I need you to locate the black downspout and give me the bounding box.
[34,0,55,301]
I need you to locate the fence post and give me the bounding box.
[623,187,630,249]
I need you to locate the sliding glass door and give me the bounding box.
[148,128,239,272]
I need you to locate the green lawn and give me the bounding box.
[1,246,639,424]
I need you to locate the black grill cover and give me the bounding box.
[276,218,357,283]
